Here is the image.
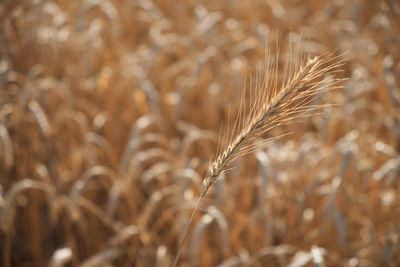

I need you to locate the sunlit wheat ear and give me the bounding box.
[172,50,345,267]
[202,52,345,193]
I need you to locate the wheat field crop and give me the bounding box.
[1,0,400,266]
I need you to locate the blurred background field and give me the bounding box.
[1,0,400,266]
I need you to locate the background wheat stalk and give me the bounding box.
[173,49,344,267]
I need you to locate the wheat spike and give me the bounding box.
[203,52,343,193]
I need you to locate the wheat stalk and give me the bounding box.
[172,49,344,267]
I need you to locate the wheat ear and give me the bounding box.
[172,50,344,267]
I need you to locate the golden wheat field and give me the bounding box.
[1,0,400,266]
